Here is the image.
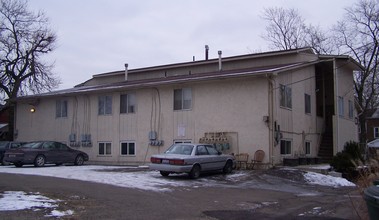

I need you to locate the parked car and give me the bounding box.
[0,141,26,165]
[4,141,89,167]
[149,143,235,179]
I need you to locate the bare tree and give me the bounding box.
[261,7,335,54]
[333,0,379,143]
[261,7,307,50]
[0,0,60,140]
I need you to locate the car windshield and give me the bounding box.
[165,144,194,155]
[22,142,42,149]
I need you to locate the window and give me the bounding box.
[120,142,136,156]
[280,139,292,155]
[206,145,219,155]
[120,93,136,114]
[56,100,68,118]
[348,100,354,119]
[196,145,208,155]
[305,141,311,155]
[280,84,292,109]
[374,128,379,139]
[338,96,344,117]
[98,95,112,115]
[174,140,192,144]
[174,88,192,110]
[99,142,112,155]
[305,94,311,114]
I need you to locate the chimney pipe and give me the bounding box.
[205,45,209,60]
[124,63,128,81]
[218,50,222,71]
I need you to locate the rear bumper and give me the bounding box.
[149,163,193,173]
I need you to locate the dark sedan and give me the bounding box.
[0,141,25,165]
[4,141,89,167]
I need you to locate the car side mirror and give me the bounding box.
[218,151,222,155]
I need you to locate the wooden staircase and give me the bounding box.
[318,132,334,162]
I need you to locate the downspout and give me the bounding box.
[333,58,339,155]
[267,73,276,167]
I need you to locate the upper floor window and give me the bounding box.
[174,88,192,110]
[280,84,292,109]
[98,95,112,115]
[305,93,311,114]
[120,93,136,114]
[338,96,344,117]
[56,100,68,118]
[374,127,379,139]
[348,100,354,119]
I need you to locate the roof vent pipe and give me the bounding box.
[124,63,128,81]
[218,50,222,71]
[205,45,209,60]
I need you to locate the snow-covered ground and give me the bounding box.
[0,165,355,217]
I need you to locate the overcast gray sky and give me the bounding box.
[28,0,357,90]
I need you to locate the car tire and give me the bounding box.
[223,161,233,174]
[1,156,9,166]
[34,155,45,167]
[160,171,170,177]
[14,162,23,167]
[74,155,84,166]
[189,165,201,179]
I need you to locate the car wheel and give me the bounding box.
[1,156,9,166]
[34,155,45,167]
[189,165,201,179]
[74,155,84,166]
[223,161,233,174]
[160,171,170,177]
[14,162,23,167]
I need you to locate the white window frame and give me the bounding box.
[338,96,344,117]
[98,142,112,156]
[98,95,112,115]
[120,93,136,114]
[174,140,192,144]
[56,100,68,118]
[120,141,136,156]
[280,139,292,155]
[305,141,311,155]
[280,84,292,109]
[305,93,311,114]
[174,88,192,110]
[348,100,354,119]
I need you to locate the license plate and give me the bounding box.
[8,155,16,158]
[162,159,169,164]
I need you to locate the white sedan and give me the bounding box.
[149,143,236,179]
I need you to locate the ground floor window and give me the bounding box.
[280,139,292,155]
[120,142,136,156]
[305,141,311,155]
[174,140,192,144]
[99,142,112,155]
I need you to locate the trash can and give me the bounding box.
[364,186,379,220]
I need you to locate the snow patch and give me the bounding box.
[304,172,355,187]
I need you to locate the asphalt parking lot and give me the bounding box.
[0,166,365,219]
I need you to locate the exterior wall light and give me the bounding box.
[30,107,36,113]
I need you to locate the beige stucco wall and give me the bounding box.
[15,76,271,165]
[333,61,358,152]
[273,66,321,163]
